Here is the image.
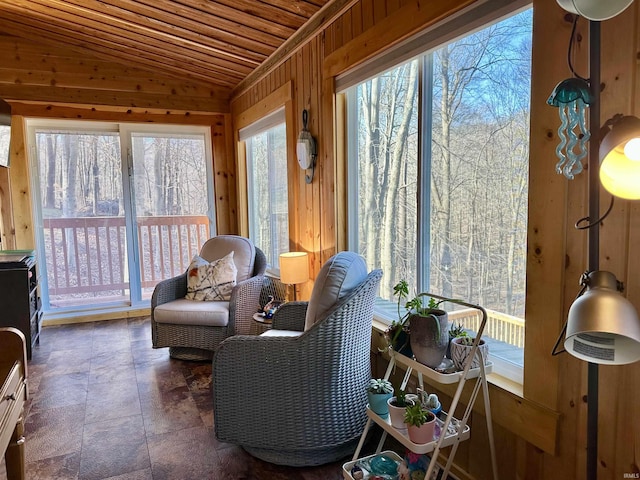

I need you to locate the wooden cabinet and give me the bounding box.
[0,251,41,359]
[0,327,28,480]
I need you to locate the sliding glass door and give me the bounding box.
[29,120,214,312]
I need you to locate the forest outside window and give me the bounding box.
[241,108,289,269]
[344,8,532,383]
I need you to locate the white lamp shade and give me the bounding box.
[279,252,309,285]
[556,0,633,21]
[565,271,640,365]
[599,116,640,200]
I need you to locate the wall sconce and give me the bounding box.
[296,109,317,184]
[279,251,309,301]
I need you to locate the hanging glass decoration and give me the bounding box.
[547,78,592,179]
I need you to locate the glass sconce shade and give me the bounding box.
[279,252,309,285]
[556,0,633,21]
[565,271,640,365]
[547,78,591,179]
[599,115,640,200]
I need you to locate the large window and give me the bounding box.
[242,109,289,268]
[345,8,532,381]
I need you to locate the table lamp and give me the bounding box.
[279,252,309,301]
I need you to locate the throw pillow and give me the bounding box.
[185,251,237,301]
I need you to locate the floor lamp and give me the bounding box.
[549,2,640,479]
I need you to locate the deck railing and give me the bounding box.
[448,308,525,348]
[42,215,209,297]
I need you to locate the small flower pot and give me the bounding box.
[406,413,436,444]
[367,389,394,419]
[450,337,489,371]
[387,396,415,429]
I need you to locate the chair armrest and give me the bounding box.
[151,273,187,309]
[228,274,264,335]
[271,302,308,331]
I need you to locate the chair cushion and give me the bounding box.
[154,298,229,327]
[200,235,255,283]
[304,251,368,331]
[259,330,303,337]
[185,252,237,301]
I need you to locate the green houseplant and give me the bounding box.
[387,388,416,429]
[366,379,394,419]
[392,280,450,368]
[403,402,436,444]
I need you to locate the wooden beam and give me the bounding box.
[0,85,230,113]
[6,101,224,124]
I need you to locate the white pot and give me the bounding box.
[450,337,489,371]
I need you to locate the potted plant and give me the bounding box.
[367,378,394,419]
[423,392,442,416]
[393,280,450,368]
[384,320,412,357]
[450,336,489,371]
[387,388,416,428]
[446,323,469,359]
[403,402,436,444]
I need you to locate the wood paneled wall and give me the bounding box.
[231,0,640,479]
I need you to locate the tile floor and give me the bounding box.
[0,317,388,480]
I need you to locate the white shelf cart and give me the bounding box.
[346,295,499,480]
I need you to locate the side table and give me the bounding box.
[252,312,273,335]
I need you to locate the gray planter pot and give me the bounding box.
[409,310,449,368]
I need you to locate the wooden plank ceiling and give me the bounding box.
[0,0,330,111]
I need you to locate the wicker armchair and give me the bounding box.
[213,251,382,466]
[151,235,266,361]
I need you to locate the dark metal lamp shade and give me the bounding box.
[565,271,640,365]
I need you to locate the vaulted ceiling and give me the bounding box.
[0,0,335,112]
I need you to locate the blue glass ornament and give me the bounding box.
[547,78,592,179]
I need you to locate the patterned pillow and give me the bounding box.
[185,252,237,301]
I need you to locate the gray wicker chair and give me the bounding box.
[213,251,382,466]
[151,235,266,361]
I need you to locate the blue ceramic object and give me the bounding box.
[367,390,393,419]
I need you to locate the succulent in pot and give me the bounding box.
[387,389,416,429]
[446,323,469,359]
[450,336,489,371]
[366,379,394,419]
[403,402,437,444]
